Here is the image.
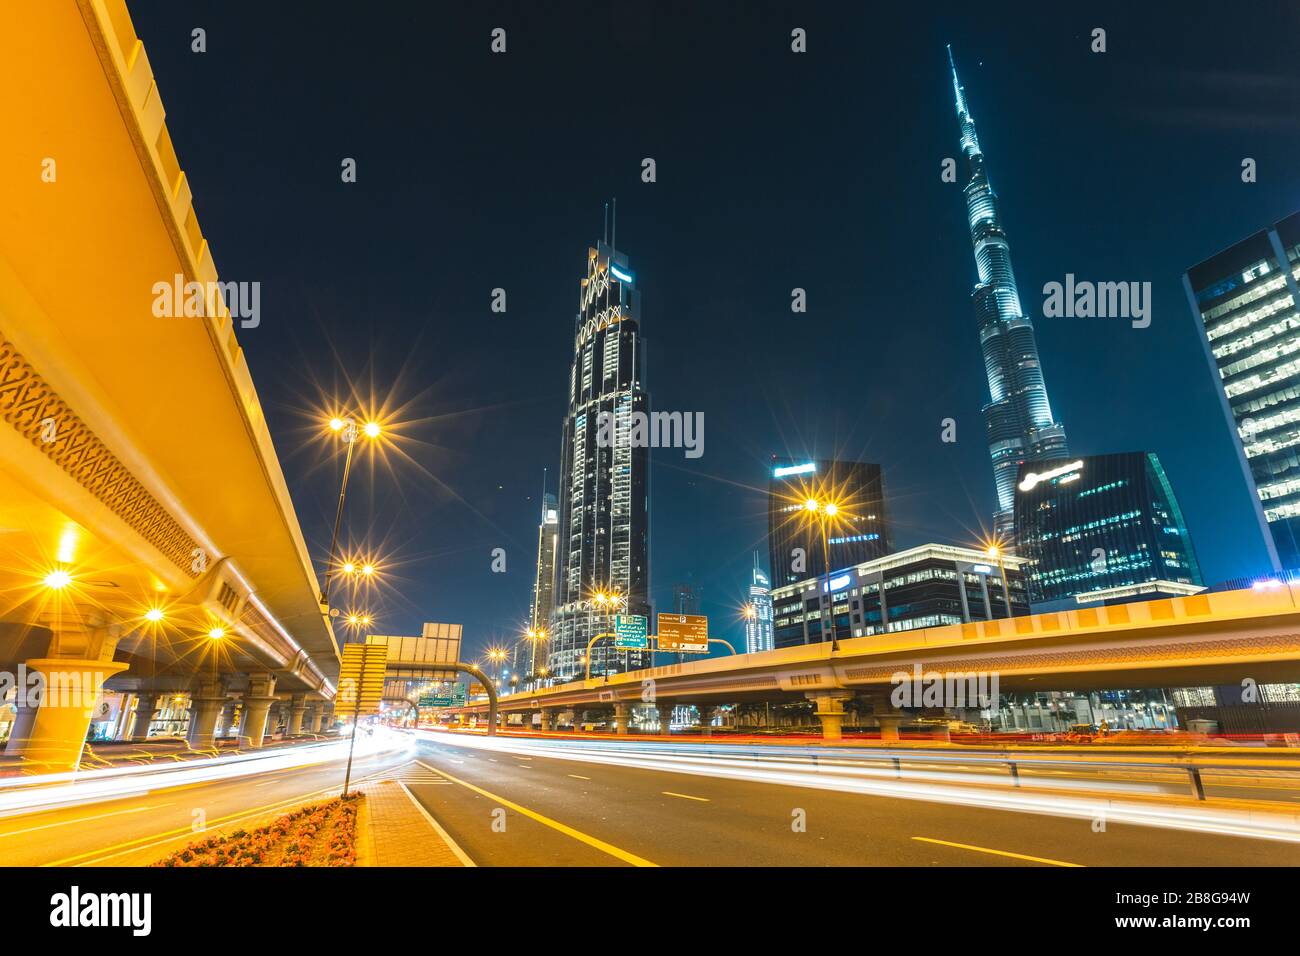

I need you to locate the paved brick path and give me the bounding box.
[356,773,469,867]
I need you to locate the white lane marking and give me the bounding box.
[567,774,591,781]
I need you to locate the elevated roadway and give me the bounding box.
[0,0,339,769]
[460,584,1300,738]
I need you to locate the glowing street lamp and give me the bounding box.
[208,626,225,640]
[43,568,72,590]
[526,627,548,690]
[486,647,508,683]
[144,608,165,623]
[345,612,373,630]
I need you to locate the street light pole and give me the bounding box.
[819,513,838,650]
[805,498,840,651]
[987,544,1013,618]
[321,422,357,607]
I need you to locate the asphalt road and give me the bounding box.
[0,743,411,866]
[404,735,1300,866]
[2,731,1297,867]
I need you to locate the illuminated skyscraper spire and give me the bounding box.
[948,46,1068,539]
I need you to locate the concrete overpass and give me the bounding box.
[458,584,1300,739]
[0,0,339,769]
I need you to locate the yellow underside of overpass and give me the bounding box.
[0,1,337,690]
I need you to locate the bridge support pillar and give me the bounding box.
[698,705,717,737]
[657,699,673,734]
[302,703,319,735]
[874,711,905,744]
[3,697,38,755]
[18,657,128,770]
[186,679,227,749]
[287,694,308,736]
[808,693,853,741]
[128,692,161,741]
[538,708,555,732]
[613,702,630,735]
[238,674,278,749]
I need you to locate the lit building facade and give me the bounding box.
[1184,209,1300,570]
[549,241,651,680]
[767,457,892,589]
[948,47,1068,537]
[744,553,774,654]
[527,492,558,676]
[771,543,1030,648]
[1013,453,1203,607]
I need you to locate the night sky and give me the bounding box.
[128,1,1300,662]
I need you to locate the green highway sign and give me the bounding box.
[614,614,648,649]
[418,695,455,707]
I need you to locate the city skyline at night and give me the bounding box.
[6,0,1300,900]
[18,3,1299,660]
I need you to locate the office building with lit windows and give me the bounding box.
[548,241,651,680]
[771,544,1029,648]
[1013,453,1203,607]
[948,47,1069,538]
[526,491,558,675]
[767,457,892,589]
[530,492,559,630]
[1184,209,1300,570]
[744,553,774,654]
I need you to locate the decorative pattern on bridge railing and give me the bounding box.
[0,330,201,576]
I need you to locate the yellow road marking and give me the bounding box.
[662,791,710,802]
[912,836,1082,867]
[0,804,166,839]
[415,760,656,867]
[567,774,591,780]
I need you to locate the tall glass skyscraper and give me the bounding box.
[529,493,558,628]
[744,553,774,655]
[1013,452,1202,606]
[949,47,1068,538]
[1184,210,1300,571]
[549,241,651,680]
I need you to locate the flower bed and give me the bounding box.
[153,792,362,867]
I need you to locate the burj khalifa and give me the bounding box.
[949,46,1068,538]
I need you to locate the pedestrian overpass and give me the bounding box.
[0,0,340,769]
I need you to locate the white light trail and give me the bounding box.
[0,728,411,819]
[411,730,1300,844]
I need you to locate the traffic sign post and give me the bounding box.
[337,643,387,796]
[614,614,648,649]
[656,613,709,654]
